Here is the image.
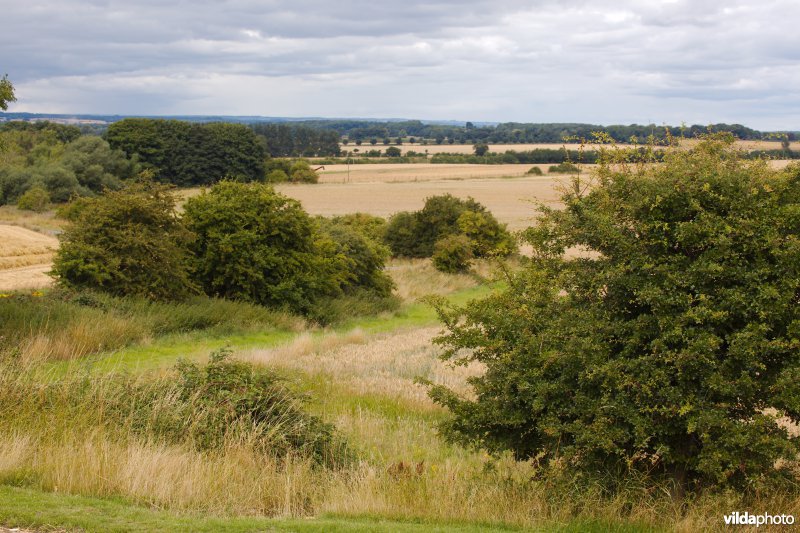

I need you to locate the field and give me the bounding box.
[277,175,565,230]
[0,224,58,291]
[341,139,800,156]
[315,162,545,183]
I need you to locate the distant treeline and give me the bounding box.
[430,149,601,165]
[282,119,793,144]
[252,123,340,157]
[106,119,266,185]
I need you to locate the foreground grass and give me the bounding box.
[0,485,662,532]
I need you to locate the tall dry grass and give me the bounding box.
[0,338,798,531]
[388,257,502,302]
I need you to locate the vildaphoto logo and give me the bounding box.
[723,512,795,527]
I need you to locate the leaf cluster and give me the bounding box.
[430,135,800,491]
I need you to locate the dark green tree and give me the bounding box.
[428,135,800,492]
[52,179,197,300]
[183,181,331,312]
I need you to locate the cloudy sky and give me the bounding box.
[2,0,799,129]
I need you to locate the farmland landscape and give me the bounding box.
[3,1,800,531]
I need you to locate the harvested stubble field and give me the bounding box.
[277,174,566,231]
[0,225,58,292]
[316,162,547,183]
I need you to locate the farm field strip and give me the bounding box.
[0,225,58,291]
[316,163,548,183]
[277,175,567,230]
[340,139,800,155]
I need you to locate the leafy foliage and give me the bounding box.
[51,179,197,300]
[252,123,340,157]
[16,185,49,212]
[385,194,516,259]
[164,349,350,464]
[0,74,15,111]
[428,135,800,491]
[106,119,265,186]
[315,216,394,297]
[184,181,335,313]
[432,234,473,273]
[548,161,581,174]
[0,126,135,204]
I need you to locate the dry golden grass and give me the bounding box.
[388,257,498,302]
[243,327,482,408]
[0,224,58,269]
[0,205,67,234]
[0,433,325,516]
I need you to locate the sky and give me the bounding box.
[2,0,800,129]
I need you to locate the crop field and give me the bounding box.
[276,174,566,230]
[0,224,58,292]
[341,139,800,156]
[316,162,548,183]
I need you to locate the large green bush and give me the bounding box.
[315,217,394,297]
[16,185,50,212]
[428,136,800,492]
[51,180,197,300]
[184,181,335,313]
[385,194,515,259]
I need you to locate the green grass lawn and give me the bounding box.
[0,486,657,532]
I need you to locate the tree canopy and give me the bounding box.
[106,119,265,186]
[428,136,800,492]
[0,75,15,111]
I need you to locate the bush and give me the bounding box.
[384,211,420,257]
[265,169,289,183]
[548,161,581,174]
[526,166,543,175]
[51,179,197,300]
[428,135,800,492]
[384,194,515,258]
[326,213,387,244]
[432,234,473,273]
[184,181,332,313]
[16,185,50,212]
[289,160,319,183]
[315,217,394,297]
[0,348,350,467]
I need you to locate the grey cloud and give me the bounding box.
[2,0,800,129]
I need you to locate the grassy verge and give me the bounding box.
[0,485,656,532]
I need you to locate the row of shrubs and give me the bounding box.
[52,180,396,323]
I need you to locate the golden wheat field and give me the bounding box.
[277,175,566,230]
[0,225,58,291]
[316,163,547,183]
